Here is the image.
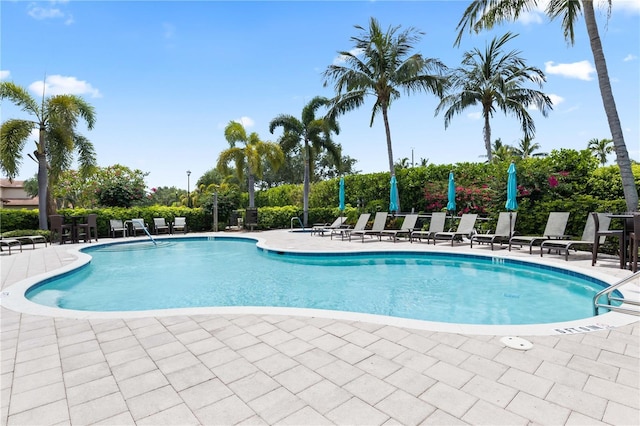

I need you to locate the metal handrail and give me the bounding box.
[593,271,640,315]
[290,216,304,230]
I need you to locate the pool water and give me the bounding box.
[25,238,617,325]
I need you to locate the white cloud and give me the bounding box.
[27,1,73,25]
[544,60,596,81]
[0,70,10,80]
[529,93,563,111]
[612,0,640,14]
[236,116,254,128]
[333,48,363,66]
[467,112,481,120]
[517,10,544,25]
[28,75,102,98]
[624,54,637,62]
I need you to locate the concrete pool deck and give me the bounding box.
[1,230,639,425]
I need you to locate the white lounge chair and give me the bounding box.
[172,217,187,234]
[378,214,420,242]
[470,212,517,250]
[410,212,446,244]
[0,238,23,255]
[311,216,347,236]
[349,212,388,242]
[15,235,48,249]
[433,214,478,245]
[540,212,609,261]
[153,217,171,235]
[509,212,570,253]
[332,213,370,240]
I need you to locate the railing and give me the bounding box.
[593,271,640,316]
[290,217,304,230]
[133,219,157,246]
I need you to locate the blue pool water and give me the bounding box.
[25,238,618,325]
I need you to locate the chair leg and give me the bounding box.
[592,240,599,266]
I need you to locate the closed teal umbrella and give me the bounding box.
[446,171,456,213]
[339,177,345,211]
[389,175,398,213]
[505,162,518,211]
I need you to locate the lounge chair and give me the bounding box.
[509,212,570,253]
[540,212,610,261]
[591,212,624,267]
[172,217,187,234]
[15,235,48,249]
[331,213,370,240]
[410,212,446,244]
[470,212,517,250]
[109,219,128,238]
[130,219,149,236]
[153,217,171,235]
[432,213,478,245]
[311,216,347,236]
[378,213,420,242]
[349,211,388,242]
[0,238,23,255]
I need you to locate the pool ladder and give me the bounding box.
[290,216,305,231]
[593,271,640,316]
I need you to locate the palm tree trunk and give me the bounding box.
[36,126,49,230]
[483,109,492,162]
[583,0,638,211]
[248,173,255,208]
[303,142,310,227]
[382,105,401,212]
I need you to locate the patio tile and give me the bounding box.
[326,397,389,425]
[534,360,589,388]
[130,323,167,339]
[146,340,188,361]
[95,326,133,343]
[545,382,607,419]
[212,324,246,341]
[392,348,438,373]
[322,321,357,337]
[254,352,299,376]
[13,354,60,378]
[461,374,518,408]
[462,399,528,425]
[259,328,295,347]
[421,408,468,425]
[565,411,608,426]
[227,371,280,402]
[91,411,136,425]
[99,335,140,354]
[126,385,182,421]
[104,344,148,367]
[366,338,406,359]
[11,367,62,394]
[567,355,619,380]
[458,354,509,381]
[276,317,308,332]
[185,336,225,355]
[316,359,365,387]
[291,325,326,341]
[118,369,169,399]
[493,348,542,374]
[174,328,212,345]
[343,373,396,405]
[310,332,348,352]
[137,332,178,350]
[112,357,158,382]
[602,400,640,425]
[211,357,259,384]
[198,346,241,369]
[459,338,503,359]
[294,347,337,370]
[343,329,381,347]
[60,349,106,373]
[555,337,601,360]
[427,343,471,366]
[297,380,352,414]
[237,342,279,363]
[419,382,477,418]
[274,364,322,393]
[356,354,401,379]
[63,361,111,388]
[243,321,278,337]
[166,363,215,391]
[278,406,332,425]
[398,333,439,353]
[583,375,639,409]
[7,399,69,426]
[498,367,554,398]
[14,342,58,363]
[526,344,573,365]
[384,367,435,397]
[598,348,639,371]
[180,379,233,411]
[424,360,474,389]
[156,351,201,375]
[247,387,306,424]
[136,403,200,425]
[376,389,435,425]
[66,375,119,407]
[331,342,373,365]
[373,325,412,343]
[194,395,255,425]
[506,392,570,425]
[69,392,129,425]
[9,381,66,415]
[224,332,262,350]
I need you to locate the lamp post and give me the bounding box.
[186,170,191,208]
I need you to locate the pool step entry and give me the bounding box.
[593,271,640,316]
[133,219,157,246]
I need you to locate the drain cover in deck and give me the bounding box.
[500,336,533,350]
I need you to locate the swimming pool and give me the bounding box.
[24,237,620,325]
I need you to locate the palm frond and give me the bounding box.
[0,119,34,177]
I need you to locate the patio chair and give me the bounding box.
[109,219,128,238]
[629,213,640,272]
[591,212,624,267]
[15,235,48,249]
[76,213,98,242]
[378,213,420,242]
[509,212,570,253]
[349,211,388,242]
[172,217,187,234]
[49,214,72,244]
[153,217,171,235]
[540,212,610,261]
[331,213,370,240]
[311,216,347,236]
[410,212,446,244]
[130,219,149,236]
[0,238,23,255]
[470,212,517,250]
[432,214,478,245]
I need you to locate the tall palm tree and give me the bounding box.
[322,17,447,211]
[513,136,547,159]
[587,137,614,167]
[490,138,514,163]
[1,81,97,229]
[436,32,552,162]
[455,0,638,211]
[217,121,284,208]
[269,97,341,226]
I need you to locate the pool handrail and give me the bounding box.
[593,271,640,316]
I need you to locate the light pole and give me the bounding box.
[186,170,191,208]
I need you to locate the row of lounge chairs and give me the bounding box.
[109,217,187,238]
[1,235,47,255]
[312,210,632,265]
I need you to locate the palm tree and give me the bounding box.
[269,97,341,226]
[455,0,638,212]
[217,121,284,208]
[513,136,547,159]
[436,32,552,162]
[490,138,514,163]
[1,81,97,229]
[322,17,447,211]
[588,137,614,167]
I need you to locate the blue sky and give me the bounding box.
[2,0,639,191]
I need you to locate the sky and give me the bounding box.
[2,0,639,192]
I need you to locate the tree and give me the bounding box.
[587,137,614,167]
[95,165,148,208]
[1,81,97,229]
[436,32,552,162]
[217,121,284,208]
[513,136,547,159]
[269,96,341,226]
[490,138,514,163]
[455,0,638,211]
[323,17,447,211]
